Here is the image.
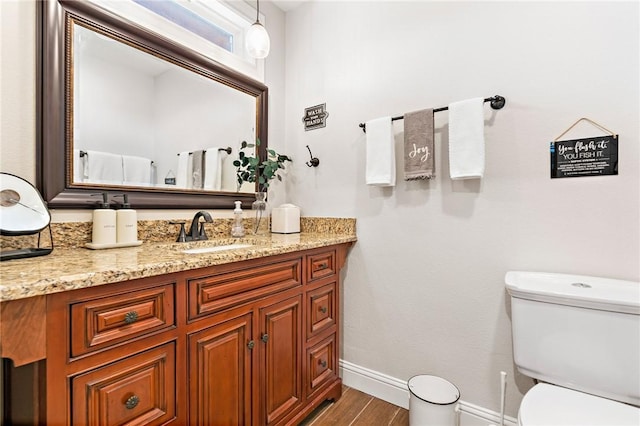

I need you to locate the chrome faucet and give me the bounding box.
[187,210,213,241]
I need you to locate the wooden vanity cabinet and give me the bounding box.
[38,243,350,426]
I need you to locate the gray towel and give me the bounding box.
[403,109,435,180]
[191,150,204,189]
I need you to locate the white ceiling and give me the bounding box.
[271,0,308,12]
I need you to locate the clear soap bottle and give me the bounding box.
[231,201,245,238]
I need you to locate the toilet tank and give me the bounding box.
[505,271,640,406]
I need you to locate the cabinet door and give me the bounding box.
[188,313,253,426]
[258,295,303,425]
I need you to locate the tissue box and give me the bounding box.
[271,204,300,234]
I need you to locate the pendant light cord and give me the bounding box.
[255,0,260,24]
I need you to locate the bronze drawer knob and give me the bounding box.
[124,311,139,324]
[125,395,140,410]
[319,359,327,368]
[319,306,328,314]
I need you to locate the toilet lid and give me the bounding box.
[519,384,640,426]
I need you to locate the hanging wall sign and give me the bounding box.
[303,103,329,131]
[550,135,618,178]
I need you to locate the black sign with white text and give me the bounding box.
[550,135,618,178]
[303,103,329,131]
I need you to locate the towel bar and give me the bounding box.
[358,95,506,133]
[175,147,233,155]
[80,150,155,165]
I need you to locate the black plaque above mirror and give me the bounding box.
[38,0,268,209]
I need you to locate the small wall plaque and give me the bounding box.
[550,135,618,178]
[303,103,329,131]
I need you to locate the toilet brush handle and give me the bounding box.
[499,371,507,426]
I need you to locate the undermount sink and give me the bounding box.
[182,243,254,254]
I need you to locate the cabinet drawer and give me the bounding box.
[306,282,336,339]
[70,283,176,358]
[71,342,176,426]
[188,259,301,320]
[306,250,336,282]
[306,335,337,398]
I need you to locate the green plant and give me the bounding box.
[233,139,292,192]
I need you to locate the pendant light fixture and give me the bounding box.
[246,0,270,59]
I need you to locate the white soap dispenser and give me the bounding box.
[114,194,138,244]
[231,201,245,238]
[91,192,117,245]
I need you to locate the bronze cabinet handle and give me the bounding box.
[124,311,139,324]
[261,334,269,343]
[247,340,255,350]
[125,395,140,409]
[319,359,327,368]
[317,262,328,270]
[319,306,328,314]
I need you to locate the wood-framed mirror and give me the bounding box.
[37,0,268,209]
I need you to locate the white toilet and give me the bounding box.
[505,271,640,426]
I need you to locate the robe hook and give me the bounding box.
[305,145,319,167]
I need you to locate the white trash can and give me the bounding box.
[408,375,460,426]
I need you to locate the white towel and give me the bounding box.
[448,97,485,180]
[123,155,152,186]
[176,151,191,188]
[191,150,204,189]
[86,150,123,184]
[203,148,227,191]
[365,117,396,186]
[73,149,84,183]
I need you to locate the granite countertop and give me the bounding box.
[0,232,356,302]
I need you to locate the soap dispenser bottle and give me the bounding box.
[231,201,245,238]
[92,192,117,245]
[114,194,138,244]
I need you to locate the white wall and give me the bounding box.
[1,0,36,182]
[283,1,639,417]
[261,0,288,208]
[76,53,156,156]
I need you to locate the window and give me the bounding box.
[90,0,265,81]
[133,1,235,52]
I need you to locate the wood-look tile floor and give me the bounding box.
[300,386,409,426]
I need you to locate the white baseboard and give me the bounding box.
[339,359,410,409]
[339,359,518,426]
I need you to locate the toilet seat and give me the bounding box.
[519,384,640,426]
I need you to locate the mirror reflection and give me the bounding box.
[71,22,256,193]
